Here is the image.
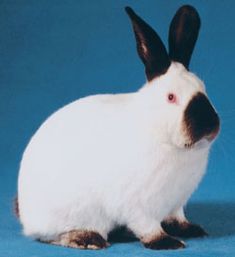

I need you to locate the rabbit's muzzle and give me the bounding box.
[183,92,220,146]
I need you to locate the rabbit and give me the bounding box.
[17,5,220,250]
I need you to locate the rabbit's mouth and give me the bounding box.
[184,143,193,149]
[184,138,211,150]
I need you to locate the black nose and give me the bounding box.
[184,92,220,143]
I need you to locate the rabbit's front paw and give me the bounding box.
[162,219,208,238]
[142,233,185,250]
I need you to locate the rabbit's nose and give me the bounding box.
[183,92,220,144]
[205,126,220,142]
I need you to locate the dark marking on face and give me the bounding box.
[143,232,185,250]
[184,92,220,144]
[161,219,208,238]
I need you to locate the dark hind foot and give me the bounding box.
[51,230,109,250]
[161,219,208,238]
[142,233,185,250]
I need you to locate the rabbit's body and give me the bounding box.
[18,63,209,241]
[17,6,220,250]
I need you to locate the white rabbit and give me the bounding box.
[17,5,220,250]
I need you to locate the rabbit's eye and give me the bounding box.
[168,93,176,103]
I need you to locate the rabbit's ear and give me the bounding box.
[168,5,201,69]
[125,7,170,81]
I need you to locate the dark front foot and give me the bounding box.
[143,234,185,250]
[161,219,208,238]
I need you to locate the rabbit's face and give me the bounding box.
[146,62,219,149]
[126,5,220,149]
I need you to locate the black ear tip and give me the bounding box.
[125,6,132,14]
[125,6,136,18]
[179,5,197,12]
[177,5,200,19]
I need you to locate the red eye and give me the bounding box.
[168,93,176,103]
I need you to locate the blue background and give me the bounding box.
[0,0,234,256]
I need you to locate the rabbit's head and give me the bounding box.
[126,5,220,149]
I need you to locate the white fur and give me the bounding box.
[18,63,211,241]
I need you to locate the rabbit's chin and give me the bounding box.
[161,138,210,152]
[168,137,211,151]
[183,138,211,151]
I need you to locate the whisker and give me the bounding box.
[217,137,234,165]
